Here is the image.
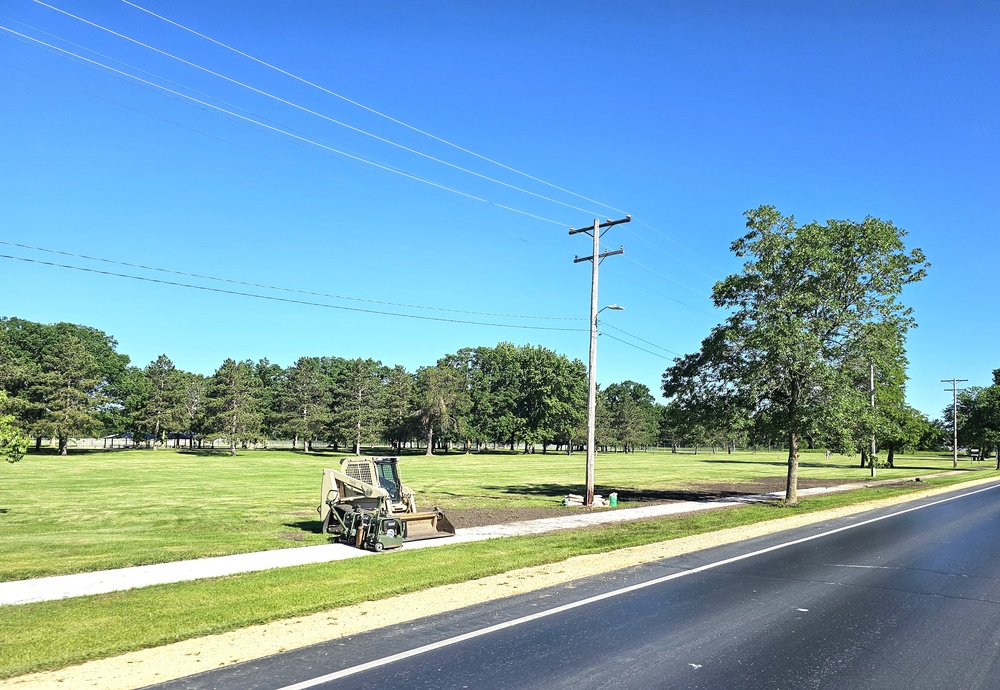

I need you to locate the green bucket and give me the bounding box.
[609,492,618,507]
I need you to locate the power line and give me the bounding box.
[0,240,583,322]
[0,254,588,333]
[41,0,728,283]
[0,55,557,250]
[33,1,606,218]
[620,254,712,300]
[600,332,673,361]
[0,24,568,228]
[6,10,735,334]
[602,323,683,358]
[632,217,729,275]
[120,0,631,219]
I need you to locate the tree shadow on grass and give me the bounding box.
[702,458,853,470]
[284,519,324,534]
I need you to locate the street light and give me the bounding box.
[584,304,624,506]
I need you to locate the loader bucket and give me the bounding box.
[400,508,456,542]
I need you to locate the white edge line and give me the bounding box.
[278,481,1000,689]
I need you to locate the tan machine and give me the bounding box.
[318,457,455,549]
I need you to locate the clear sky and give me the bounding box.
[1,1,997,421]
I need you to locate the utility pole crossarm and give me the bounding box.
[574,246,624,263]
[568,214,631,236]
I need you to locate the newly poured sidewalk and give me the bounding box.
[0,482,886,606]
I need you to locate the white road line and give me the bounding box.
[277,481,1000,689]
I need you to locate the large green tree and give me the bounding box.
[28,330,106,455]
[663,206,928,503]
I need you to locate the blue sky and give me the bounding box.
[1,1,997,421]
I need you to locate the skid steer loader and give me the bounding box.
[318,456,455,551]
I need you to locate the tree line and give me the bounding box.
[0,317,664,457]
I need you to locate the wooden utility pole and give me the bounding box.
[570,215,630,506]
[942,378,967,469]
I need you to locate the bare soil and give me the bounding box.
[446,477,866,528]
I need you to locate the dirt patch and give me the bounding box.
[446,478,868,528]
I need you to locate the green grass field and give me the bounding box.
[0,445,979,580]
[0,446,992,678]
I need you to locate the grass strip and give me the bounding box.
[0,472,985,680]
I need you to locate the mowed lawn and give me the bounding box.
[0,446,974,581]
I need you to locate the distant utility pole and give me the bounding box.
[942,378,968,469]
[570,214,630,507]
[870,361,877,478]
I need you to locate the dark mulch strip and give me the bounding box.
[445,477,869,529]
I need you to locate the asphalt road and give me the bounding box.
[151,481,1000,690]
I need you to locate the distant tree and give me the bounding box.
[918,417,949,452]
[204,359,263,456]
[254,359,285,443]
[383,365,416,451]
[136,355,186,449]
[468,343,526,451]
[178,372,208,448]
[601,381,660,453]
[114,365,150,441]
[880,404,933,467]
[29,329,106,455]
[518,345,586,454]
[331,358,387,455]
[414,360,470,455]
[0,319,130,451]
[541,354,587,454]
[278,357,331,451]
[663,206,928,503]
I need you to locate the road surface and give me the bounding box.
[150,480,1000,690]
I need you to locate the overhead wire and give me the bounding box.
[81,0,729,287]
[0,49,556,249]
[120,0,632,219]
[33,0,607,219]
[0,254,588,333]
[14,5,735,304]
[4,7,734,356]
[0,24,568,228]
[600,333,673,361]
[0,240,584,321]
[602,323,683,358]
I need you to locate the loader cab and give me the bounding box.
[373,458,403,502]
[341,456,404,504]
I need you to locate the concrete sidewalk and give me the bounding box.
[0,482,878,607]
